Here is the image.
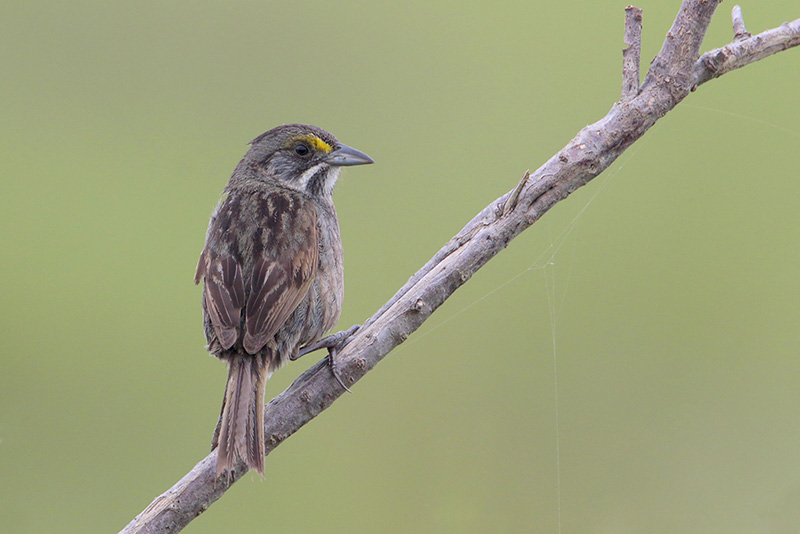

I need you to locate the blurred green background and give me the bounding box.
[2,1,799,532]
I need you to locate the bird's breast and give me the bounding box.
[310,204,344,335]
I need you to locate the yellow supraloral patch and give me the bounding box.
[286,134,332,154]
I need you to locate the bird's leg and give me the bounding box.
[294,324,360,392]
[294,324,360,360]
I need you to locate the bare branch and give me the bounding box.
[732,5,752,41]
[622,5,644,100]
[648,0,719,74]
[693,17,800,87]
[120,3,800,533]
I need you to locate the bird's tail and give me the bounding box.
[214,352,269,475]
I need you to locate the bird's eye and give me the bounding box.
[294,144,310,157]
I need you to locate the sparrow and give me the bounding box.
[195,124,373,474]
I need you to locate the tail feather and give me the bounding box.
[216,353,269,475]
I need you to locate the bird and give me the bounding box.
[195,124,373,475]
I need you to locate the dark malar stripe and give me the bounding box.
[306,167,330,197]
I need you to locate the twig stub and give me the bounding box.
[502,170,531,216]
[732,5,751,41]
[622,5,644,101]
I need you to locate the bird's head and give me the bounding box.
[240,123,373,198]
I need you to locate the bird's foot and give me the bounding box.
[294,324,360,393]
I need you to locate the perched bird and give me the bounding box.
[195,124,373,475]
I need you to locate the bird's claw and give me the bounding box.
[328,346,352,393]
[294,324,360,393]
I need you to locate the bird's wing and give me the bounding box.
[196,252,246,350]
[196,189,318,354]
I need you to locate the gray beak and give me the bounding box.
[325,144,374,166]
